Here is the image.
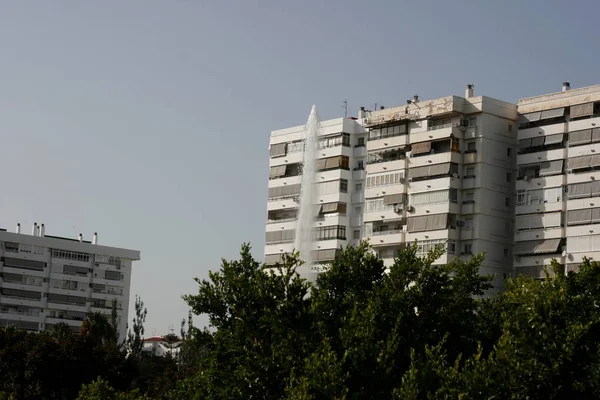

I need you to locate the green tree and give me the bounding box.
[127,295,148,360]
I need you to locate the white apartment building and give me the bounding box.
[359,88,517,288]
[265,118,367,278]
[516,82,600,277]
[265,86,518,289]
[0,223,139,339]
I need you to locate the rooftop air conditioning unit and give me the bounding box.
[394,205,403,213]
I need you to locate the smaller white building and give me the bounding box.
[142,335,182,357]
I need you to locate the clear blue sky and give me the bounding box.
[0,0,598,334]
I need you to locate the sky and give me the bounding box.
[0,0,598,335]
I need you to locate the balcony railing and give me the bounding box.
[427,122,459,131]
[267,217,297,224]
[370,229,403,236]
[0,309,40,317]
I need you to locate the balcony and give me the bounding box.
[410,124,461,145]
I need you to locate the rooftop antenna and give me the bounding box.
[341,100,348,118]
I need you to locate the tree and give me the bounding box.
[80,312,118,346]
[77,378,143,400]
[180,242,492,399]
[127,295,147,360]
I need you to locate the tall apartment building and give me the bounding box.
[265,118,367,280]
[265,87,518,289]
[515,82,600,277]
[0,223,140,339]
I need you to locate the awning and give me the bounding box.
[538,160,563,176]
[313,205,323,216]
[321,202,342,213]
[316,158,327,170]
[270,143,287,157]
[519,138,532,150]
[569,155,593,171]
[270,165,287,179]
[312,249,340,262]
[264,253,288,265]
[411,141,432,155]
[571,103,594,118]
[427,213,448,230]
[325,156,341,169]
[544,134,564,145]
[567,209,592,225]
[383,193,405,205]
[514,238,561,256]
[407,215,427,232]
[592,208,600,223]
[409,166,428,180]
[518,112,541,125]
[593,128,600,143]
[568,182,592,199]
[428,163,451,177]
[539,107,565,120]
[569,129,592,146]
[530,136,545,147]
[592,154,600,168]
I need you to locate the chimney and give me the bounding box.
[16,223,20,234]
[93,232,98,245]
[32,222,37,236]
[78,233,83,242]
[465,84,474,98]
[562,82,570,92]
[40,224,45,237]
[412,95,419,103]
[358,106,365,119]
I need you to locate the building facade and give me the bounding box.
[265,87,518,289]
[265,82,600,287]
[515,82,600,277]
[0,223,139,339]
[265,117,367,279]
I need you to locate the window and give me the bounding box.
[463,243,473,255]
[314,225,346,241]
[3,242,19,253]
[355,183,363,192]
[353,230,360,239]
[466,141,477,153]
[465,166,475,178]
[369,125,405,140]
[339,179,348,193]
[52,249,90,263]
[449,188,458,203]
[366,172,404,188]
[356,161,364,170]
[508,124,513,132]
[447,240,456,254]
[464,217,473,230]
[507,147,512,157]
[414,239,448,257]
[505,197,511,207]
[504,248,509,258]
[506,172,512,183]
[318,133,350,149]
[464,192,475,204]
[411,190,452,206]
[357,137,365,147]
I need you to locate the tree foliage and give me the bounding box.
[3,242,600,399]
